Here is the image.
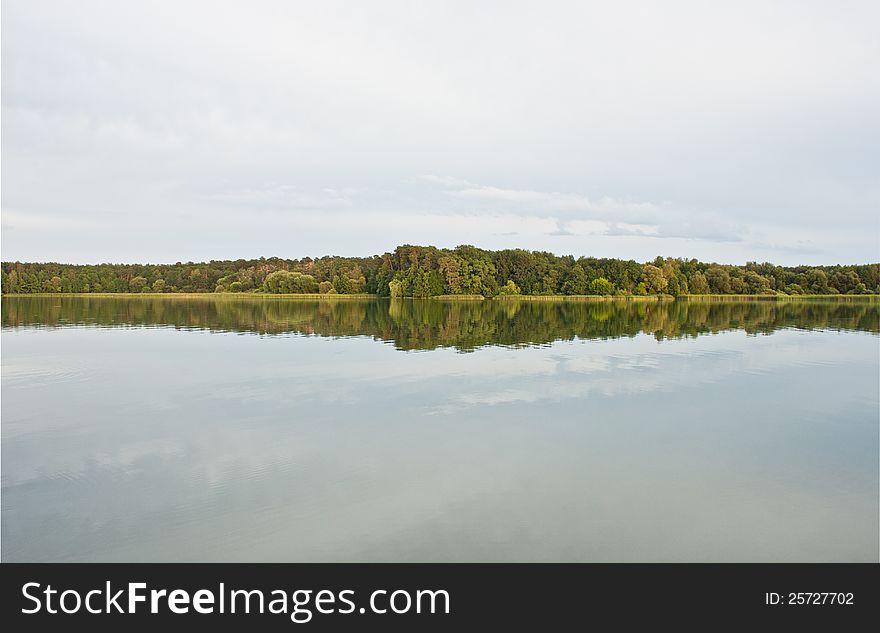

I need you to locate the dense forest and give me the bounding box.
[2,244,878,297]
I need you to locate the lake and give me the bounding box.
[2,295,878,562]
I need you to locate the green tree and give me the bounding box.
[689,272,709,294]
[589,277,615,295]
[806,269,830,294]
[561,264,588,295]
[439,256,463,294]
[129,276,147,292]
[333,274,351,294]
[1,247,877,297]
[498,280,521,295]
[264,270,287,293]
[641,265,668,294]
[744,270,772,294]
[388,279,404,298]
[705,266,731,293]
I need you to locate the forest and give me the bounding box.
[2,244,878,297]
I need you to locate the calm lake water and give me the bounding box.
[2,296,878,562]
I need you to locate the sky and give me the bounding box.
[2,0,878,265]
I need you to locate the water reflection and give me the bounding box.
[2,296,878,562]
[3,295,878,350]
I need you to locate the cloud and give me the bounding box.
[207,185,359,212]
[423,177,745,243]
[605,223,659,237]
[1,0,878,265]
[547,225,575,236]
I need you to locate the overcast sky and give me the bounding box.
[2,0,878,265]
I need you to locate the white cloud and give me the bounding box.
[2,0,878,264]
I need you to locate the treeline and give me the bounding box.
[3,245,878,296]
[4,295,878,351]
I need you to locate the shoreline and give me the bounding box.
[2,293,877,302]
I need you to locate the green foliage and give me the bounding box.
[561,264,588,295]
[129,276,147,292]
[2,249,878,298]
[588,277,615,295]
[705,266,731,293]
[332,274,351,294]
[641,264,668,294]
[498,280,522,295]
[388,279,404,298]
[264,270,319,294]
[806,269,830,294]
[689,272,709,294]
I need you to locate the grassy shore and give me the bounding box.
[678,294,879,302]
[494,294,674,301]
[428,294,485,300]
[3,292,877,302]
[2,292,379,299]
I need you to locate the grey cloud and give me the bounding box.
[547,225,575,237]
[426,177,745,243]
[2,0,878,265]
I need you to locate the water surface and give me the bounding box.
[2,296,878,562]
